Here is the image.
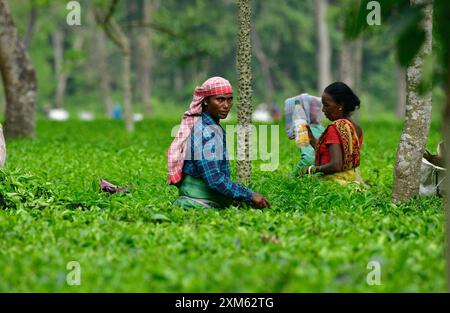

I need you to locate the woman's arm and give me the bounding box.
[315,144,343,174]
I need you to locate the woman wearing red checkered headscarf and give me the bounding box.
[167,76,270,209]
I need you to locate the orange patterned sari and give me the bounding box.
[315,119,361,171]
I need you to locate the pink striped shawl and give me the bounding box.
[167,76,233,185]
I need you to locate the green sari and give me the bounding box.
[173,175,233,209]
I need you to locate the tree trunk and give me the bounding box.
[237,0,252,184]
[445,69,450,292]
[23,5,37,50]
[137,0,154,116]
[339,41,354,88]
[122,48,133,132]
[315,0,332,91]
[95,30,114,117]
[0,0,36,139]
[396,66,407,118]
[252,25,274,106]
[353,37,362,96]
[392,1,433,203]
[340,37,363,94]
[52,29,67,109]
[52,29,84,109]
[95,4,134,132]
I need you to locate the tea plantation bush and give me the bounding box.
[0,118,445,292]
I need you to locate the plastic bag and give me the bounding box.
[284,93,323,139]
[420,158,446,196]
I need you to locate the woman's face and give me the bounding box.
[205,93,233,121]
[321,92,344,121]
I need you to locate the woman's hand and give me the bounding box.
[297,165,317,176]
[305,125,316,147]
[252,192,270,209]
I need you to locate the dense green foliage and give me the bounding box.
[1,0,445,119]
[0,117,445,292]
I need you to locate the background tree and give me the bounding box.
[95,0,134,132]
[395,66,407,117]
[347,0,450,291]
[392,1,433,203]
[236,0,252,184]
[136,0,156,116]
[0,0,36,138]
[22,0,38,50]
[315,0,332,91]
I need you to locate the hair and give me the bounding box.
[324,82,360,115]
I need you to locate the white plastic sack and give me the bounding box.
[284,93,323,139]
[420,158,446,196]
[48,109,69,121]
[0,124,6,167]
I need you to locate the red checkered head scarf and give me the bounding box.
[167,76,233,185]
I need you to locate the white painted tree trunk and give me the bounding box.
[392,1,433,202]
[0,0,36,139]
[237,0,252,184]
[315,0,332,92]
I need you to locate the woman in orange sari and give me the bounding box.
[304,82,363,184]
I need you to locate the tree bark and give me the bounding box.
[392,1,433,203]
[237,0,252,184]
[0,0,36,139]
[396,65,407,118]
[315,0,332,91]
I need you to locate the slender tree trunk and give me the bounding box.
[252,25,274,106]
[53,29,84,109]
[174,70,183,94]
[339,37,362,95]
[23,4,37,50]
[0,0,36,139]
[237,0,252,184]
[52,29,67,109]
[354,37,362,96]
[122,47,133,132]
[392,1,433,202]
[95,30,114,117]
[95,4,134,132]
[396,66,407,118]
[137,0,154,116]
[315,0,332,91]
[339,41,354,88]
